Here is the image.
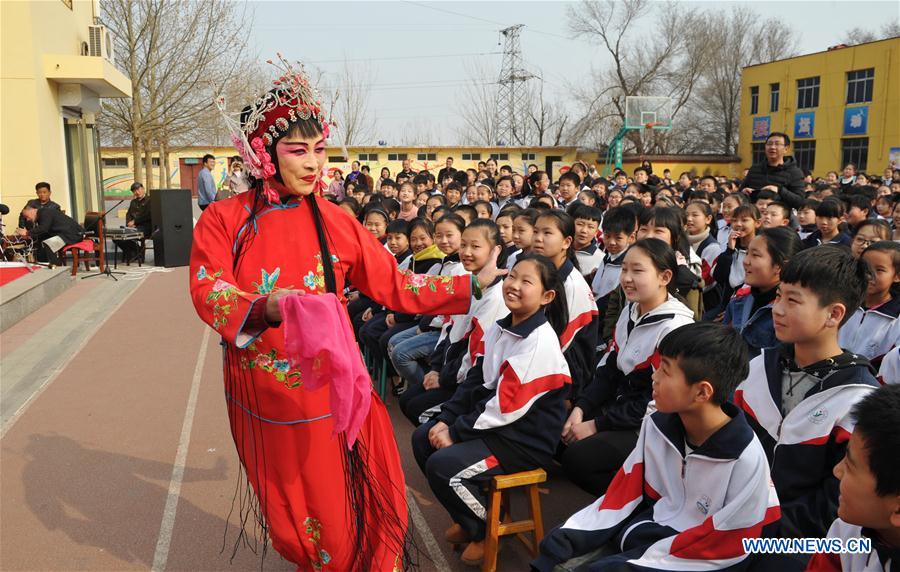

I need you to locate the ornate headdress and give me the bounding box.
[215,54,335,202]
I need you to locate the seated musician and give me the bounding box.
[16,205,83,265]
[18,181,61,231]
[114,182,151,262]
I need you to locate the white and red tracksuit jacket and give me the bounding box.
[534,404,780,571]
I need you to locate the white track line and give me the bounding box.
[152,327,211,572]
[0,276,146,440]
[407,486,452,572]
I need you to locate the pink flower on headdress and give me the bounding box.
[250,137,265,153]
[322,121,330,138]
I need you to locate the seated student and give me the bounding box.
[762,201,792,229]
[396,181,420,221]
[717,192,749,251]
[842,192,873,230]
[411,254,571,566]
[724,227,803,358]
[803,198,852,249]
[15,204,83,265]
[734,246,879,540]
[494,206,519,262]
[506,208,538,270]
[798,198,822,240]
[454,204,478,226]
[753,188,778,213]
[839,241,900,365]
[535,322,779,572]
[532,210,600,401]
[400,220,509,425]
[494,175,516,211]
[570,204,604,280]
[444,181,463,210]
[711,204,762,318]
[388,214,465,390]
[470,200,494,221]
[591,206,637,343]
[557,171,581,210]
[686,200,724,312]
[562,239,695,496]
[849,219,891,259]
[351,215,410,335]
[805,385,899,572]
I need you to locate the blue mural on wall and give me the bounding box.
[844,107,868,135]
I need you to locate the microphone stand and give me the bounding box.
[81,199,127,281]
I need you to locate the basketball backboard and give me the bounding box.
[624,96,673,130]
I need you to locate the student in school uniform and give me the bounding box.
[411,253,572,566]
[535,323,779,572]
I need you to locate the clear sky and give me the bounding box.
[248,1,897,145]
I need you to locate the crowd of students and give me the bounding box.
[332,138,899,571]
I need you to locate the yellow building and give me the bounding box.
[99,145,740,198]
[739,37,900,176]
[1,0,131,222]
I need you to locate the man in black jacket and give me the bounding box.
[437,156,457,184]
[114,182,151,262]
[742,131,806,209]
[16,205,84,264]
[18,181,61,230]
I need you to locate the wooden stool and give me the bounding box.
[482,468,546,572]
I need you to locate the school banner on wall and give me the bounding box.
[794,112,815,139]
[844,107,868,135]
[752,117,771,141]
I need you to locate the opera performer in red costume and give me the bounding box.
[189,56,502,571]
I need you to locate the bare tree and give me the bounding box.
[526,77,570,146]
[98,0,252,185]
[842,19,900,45]
[453,61,501,146]
[684,7,798,155]
[324,59,377,147]
[566,0,711,154]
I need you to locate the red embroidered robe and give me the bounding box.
[189,193,471,571]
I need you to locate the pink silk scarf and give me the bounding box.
[279,293,371,447]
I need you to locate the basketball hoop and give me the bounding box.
[644,122,663,130]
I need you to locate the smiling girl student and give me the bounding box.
[562,238,695,496]
[685,200,723,311]
[400,220,510,425]
[388,214,467,392]
[411,253,571,566]
[532,210,599,401]
[724,226,803,357]
[839,241,900,364]
[717,192,749,251]
[711,203,762,317]
[506,208,539,270]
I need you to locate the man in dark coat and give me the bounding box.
[114,182,152,262]
[18,181,60,230]
[17,204,84,264]
[742,132,806,209]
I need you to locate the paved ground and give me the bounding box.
[0,262,593,571]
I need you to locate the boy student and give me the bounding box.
[591,206,637,331]
[798,198,821,240]
[763,201,793,228]
[805,384,899,572]
[734,246,879,540]
[570,204,604,280]
[534,323,779,572]
[556,171,581,209]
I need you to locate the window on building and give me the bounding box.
[521,153,536,161]
[841,138,869,171]
[792,140,816,173]
[749,86,759,115]
[797,77,820,109]
[151,158,161,167]
[387,153,408,161]
[770,83,780,112]
[328,155,347,163]
[461,153,481,161]
[358,153,378,162]
[101,157,128,168]
[417,153,437,161]
[489,153,509,160]
[751,143,766,165]
[846,69,874,104]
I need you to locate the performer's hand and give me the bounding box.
[385,314,396,328]
[474,245,508,292]
[266,289,305,323]
[562,407,583,442]
[568,420,598,444]
[15,228,27,237]
[423,371,440,390]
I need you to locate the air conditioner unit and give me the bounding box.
[88,24,115,65]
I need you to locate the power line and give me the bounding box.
[401,0,574,41]
[306,51,502,65]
